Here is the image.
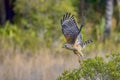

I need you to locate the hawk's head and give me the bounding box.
[62,44,76,50]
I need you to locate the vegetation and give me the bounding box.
[0,0,119,52]
[0,0,119,80]
[0,22,40,51]
[57,53,120,80]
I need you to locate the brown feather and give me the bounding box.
[65,35,74,43]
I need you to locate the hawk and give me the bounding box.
[61,13,93,63]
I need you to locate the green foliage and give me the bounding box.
[13,0,77,47]
[0,22,40,51]
[57,53,120,80]
[0,0,119,53]
[92,17,105,41]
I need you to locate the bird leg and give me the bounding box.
[73,50,84,63]
[76,53,83,63]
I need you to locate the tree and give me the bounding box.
[0,0,15,25]
[80,0,85,26]
[0,0,6,25]
[117,0,120,28]
[104,0,113,41]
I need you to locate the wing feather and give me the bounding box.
[61,13,80,44]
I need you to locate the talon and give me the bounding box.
[78,58,81,63]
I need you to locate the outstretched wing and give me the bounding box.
[61,13,80,44]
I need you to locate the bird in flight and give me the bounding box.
[61,12,93,63]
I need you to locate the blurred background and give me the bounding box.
[0,0,120,80]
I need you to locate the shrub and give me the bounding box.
[57,53,120,80]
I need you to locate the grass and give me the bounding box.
[0,31,119,80]
[0,41,119,80]
[0,48,80,80]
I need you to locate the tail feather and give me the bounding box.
[82,39,93,48]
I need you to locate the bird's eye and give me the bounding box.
[65,45,67,47]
